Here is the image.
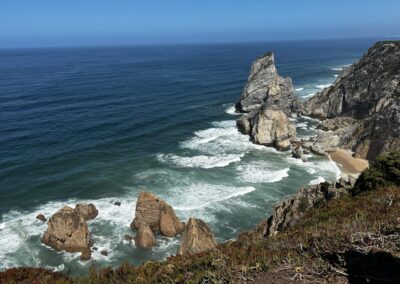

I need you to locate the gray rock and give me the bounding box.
[235,52,299,116]
[291,146,304,159]
[302,41,400,160]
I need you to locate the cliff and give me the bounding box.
[302,41,400,160]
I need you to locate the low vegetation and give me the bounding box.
[2,151,400,283]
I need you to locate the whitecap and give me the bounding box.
[309,176,326,185]
[315,84,331,89]
[236,162,290,184]
[157,153,243,169]
[225,105,240,115]
[295,87,304,91]
[331,67,343,71]
[169,184,256,211]
[303,93,315,99]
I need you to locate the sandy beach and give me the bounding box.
[329,149,369,175]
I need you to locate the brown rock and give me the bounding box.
[41,206,92,259]
[178,218,217,255]
[74,203,98,221]
[80,249,91,261]
[159,204,185,237]
[130,192,183,237]
[100,250,108,256]
[135,225,156,249]
[36,214,46,222]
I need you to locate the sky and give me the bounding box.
[1,0,400,48]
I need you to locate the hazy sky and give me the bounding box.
[1,0,399,47]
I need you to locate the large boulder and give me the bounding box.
[302,41,400,160]
[235,52,299,115]
[134,225,156,249]
[130,192,184,237]
[41,205,92,259]
[74,203,98,221]
[250,106,296,151]
[178,218,218,255]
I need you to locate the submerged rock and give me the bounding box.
[41,205,92,260]
[291,146,304,159]
[178,218,217,255]
[135,225,156,249]
[130,192,184,237]
[36,214,46,222]
[74,203,98,221]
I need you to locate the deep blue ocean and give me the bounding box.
[0,38,378,274]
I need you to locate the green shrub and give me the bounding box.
[352,151,400,195]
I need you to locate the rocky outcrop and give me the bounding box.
[264,182,350,237]
[235,52,299,115]
[41,205,92,259]
[302,41,400,160]
[178,218,218,255]
[235,52,299,151]
[74,203,98,221]
[251,106,296,151]
[134,225,156,249]
[36,214,46,222]
[130,192,184,238]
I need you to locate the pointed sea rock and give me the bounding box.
[130,192,183,237]
[178,218,217,255]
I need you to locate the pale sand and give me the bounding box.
[328,149,369,174]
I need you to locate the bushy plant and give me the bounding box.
[352,151,400,195]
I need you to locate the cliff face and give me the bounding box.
[302,41,400,160]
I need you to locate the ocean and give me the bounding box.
[0,38,377,275]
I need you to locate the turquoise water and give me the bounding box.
[0,38,377,275]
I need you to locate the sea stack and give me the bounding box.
[41,205,92,260]
[235,52,299,151]
[131,192,184,248]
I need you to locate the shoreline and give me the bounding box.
[328,149,369,177]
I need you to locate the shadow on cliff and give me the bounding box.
[327,250,400,284]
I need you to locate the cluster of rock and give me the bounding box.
[130,192,218,255]
[235,52,300,151]
[301,41,400,160]
[39,194,218,259]
[130,192,184,248]
[40,203,98,260]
